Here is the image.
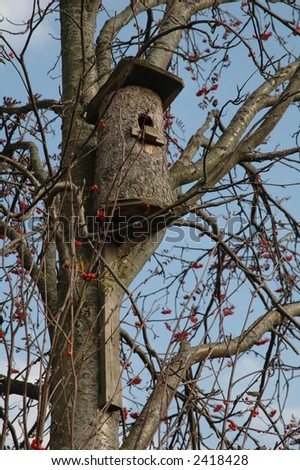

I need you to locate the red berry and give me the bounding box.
[261,32,272,41]
[19,202,29,212]
[292,26,300,36]
[31,439,38,449]
[97,209,105,221]
[193,262,203,269]
[229,421,237,431]
[196,87,209,97]
[123,408,128,420]
[255,338,270,346]
[173,331,189,342]
[161,308,172,315]
[213,404,223,412]
[189,315,198,324]
[128,376,142,385]
[81,272,96,282]
[188,54,199,62]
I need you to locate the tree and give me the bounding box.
[0,0,300,450]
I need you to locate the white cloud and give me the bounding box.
[0,0,57,51]
[0,0,48,24]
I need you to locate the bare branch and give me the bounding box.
[253,0,300,36]
[242,146,300,162]
[120,328,157,377]
[190,302,300,363]
[0,375,39,401]
[170,58,300,195]
[0,221,46,300]
[96,1,167,87]
[0,99,65,117]
[0,406,20,449]
[122,301,300,449]
[175,218,300,329]
[170,110,217,188]
[239,63,300,152]
[6,141,48,184]
[0,154,41,188]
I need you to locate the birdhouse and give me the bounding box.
[85,58,184,242]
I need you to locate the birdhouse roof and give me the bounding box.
[85,57,184,125]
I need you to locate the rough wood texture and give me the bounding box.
[85,57,184,125]
[94,85,174,241]
[98,244,123,410]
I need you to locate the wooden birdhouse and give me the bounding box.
[85,57,184,242]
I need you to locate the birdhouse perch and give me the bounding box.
[85,57,184,242]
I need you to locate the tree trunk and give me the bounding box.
[50,264,122,449]
[50,0,122,449]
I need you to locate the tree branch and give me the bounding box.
[121,301,300,449]
[0,99,65,117]
[174,218,300,329]
[0,154,41,188]
[170,58,300,197]
[170,110,217,188]
[0,222,46,301]
[241,146,300,163]
[6,141,48,185]
[0,406,20,449]
[190,302,300,363]
[238,64,300,153]
[95,1,167,87]
[146,1,195,68]
[120,328,158,377]
[0,375,39,401]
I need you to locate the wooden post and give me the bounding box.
[98,244,123,410]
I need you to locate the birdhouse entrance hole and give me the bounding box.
[138,114,153,129]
